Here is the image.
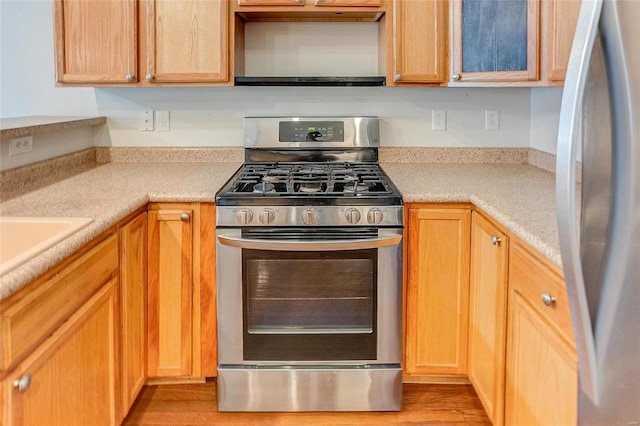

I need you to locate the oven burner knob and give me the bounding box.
[302,208,318,225]
[258,208,276,224]
[236,208,254,225]
[367,208,384,224]
[344,208,361,224]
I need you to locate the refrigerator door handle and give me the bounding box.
[595,0,638,394]
[556,0,602,404]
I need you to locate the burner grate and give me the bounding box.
[226,162,395,196]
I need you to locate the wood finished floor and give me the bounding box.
[123,381,491,425]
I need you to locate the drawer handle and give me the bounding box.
[491,235,502,245]
[13,375,31,393]
[180,213,190,223]
[541,293,556,307]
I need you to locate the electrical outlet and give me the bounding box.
[156,110,170,131]
[140,110,154,131]
[9,135,33,156]
[485,110,500,130]
[432,110,446,131]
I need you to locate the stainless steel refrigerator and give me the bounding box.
[556,0,639,424]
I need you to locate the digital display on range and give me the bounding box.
[279,121,345,142]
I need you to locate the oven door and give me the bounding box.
[216,227,403,366]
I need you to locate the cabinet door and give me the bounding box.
[505,242,577,425]
[391,0,448,84]
[450,0,540,83]
[405,207,471,376]
[468,212,508,425]
[542,0,581,83]
[119,213,148,418]
[144,0,229,84]
[505,291,577,425]
[3,280,118,426]
[53,0,137,84]
[148,208,194,378]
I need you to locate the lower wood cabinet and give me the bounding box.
[147,203,217,380]
[504,241,577,425]
[405,205,471,376]
[119,212,148,419]
[148,204,197,378]
[468,212,509,425]
[2,279,118,426]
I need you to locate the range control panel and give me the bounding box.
[279,120,345,143]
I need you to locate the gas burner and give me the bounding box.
[298,182,323,193]
[262,176,281,183]
[253,182,276,193]
[343,182,373,193]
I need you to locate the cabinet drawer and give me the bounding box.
[1,235,118,372]
[509,241,574,345]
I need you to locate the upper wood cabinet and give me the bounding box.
[468,212,509,426]
[54,0,230,86]
[388,0,448,85]
[53,0,137,84]
[142,0,229,84]
[541,0,581,84]
[405,205,471,376]
[450,0,540,84]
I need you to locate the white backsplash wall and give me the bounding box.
[531,87,564,154]
[244,22,380,77]
[2,0,561,159]
[94,86,532,148]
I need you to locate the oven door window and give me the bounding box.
[243,249,377,361]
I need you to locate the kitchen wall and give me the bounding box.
[1,1,563,168]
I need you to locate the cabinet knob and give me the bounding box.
[125,73,134,82]
[13,375,31,393]
[452,74,460,81]
[145,74,154,82]
[541,292,556,307]
[394,74,402,82]
[180,213,190,223]
[491,235,502,245]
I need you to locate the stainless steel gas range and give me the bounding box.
[215,117,403,412]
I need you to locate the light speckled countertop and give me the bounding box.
[0,161,560,301]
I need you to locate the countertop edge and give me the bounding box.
[0,116,107,140]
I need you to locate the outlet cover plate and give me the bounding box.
[9,136,33,156]
[140,110,154,131]
[485,110,500,130]
[432,110,446,131]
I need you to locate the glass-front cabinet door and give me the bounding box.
[450,0,540,83]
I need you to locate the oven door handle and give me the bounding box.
[217,232,402,251]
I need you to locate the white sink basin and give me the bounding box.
[0,217,94,276]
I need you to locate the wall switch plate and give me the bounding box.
[432,110,446,131]
[156,110,170,131]
[485,109,500,130]
[9,135,33,156]
[140,110,154,131]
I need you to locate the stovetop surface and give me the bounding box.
[216,161,402,206]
